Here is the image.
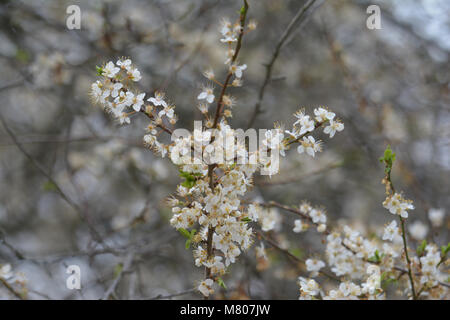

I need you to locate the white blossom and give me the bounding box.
[131,92,145,112]
[117,58,132,70]
[428,208,445,227]
[197,87,215,104]
[102,61,119,78]
[293,219,305,233]
[408,220,428,241]
[306,258,326,273]
[147,92,168,108]
[382,220,398,241]
[314,107,335,122]
[383,193,414,219]
[229,63,247,78]
[198,279,214,297]
[297,136,322,157]
[323,119,344,138]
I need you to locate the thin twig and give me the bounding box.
[256,162,342,186]
[0,114,105,245]
[212,0,249,129]
[384,167,417,300]
[0,278,24,300]
[102,253,135,300]
[148,288,196,300]
[257,230,340,282]
[246,0,321,129]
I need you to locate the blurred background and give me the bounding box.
[0,0,448,299]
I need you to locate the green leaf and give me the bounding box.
[184,229,197,249]
[42,180,57,192]
[178,228,191,239]
[441,243,450,256]
[179,171,190,178]
[380,145,396,170]
[185,239,191,250]
[96,65,103,76]
[380,271,398,289]
[290,247,304,260]
[113,263,123,279]
[181,180,194,188]
[368,250,383,263]
[241,217,252,223]
[217,277,227,289]
[417,240,427,256]
[385,278,397,285]
[179,170,197,188]
[16,49,30,63]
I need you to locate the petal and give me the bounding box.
[198,92,207,100]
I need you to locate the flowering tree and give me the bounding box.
[89,2,448,300]
[0,0,448,300]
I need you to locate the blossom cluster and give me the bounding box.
[298,265,382,300]
[293,181,448,299]
[89,12,347,299]
[91,58,178,157]
[88,12,450,299]
[293,147,447,300]
[383,193,415,219]
[285,107,344,158]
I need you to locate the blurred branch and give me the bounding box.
[0,278,24,300]
[0,79,24,92]
[148,288,196,300]
[256,161,342,186]
[256,230,340,282]
[212,0,249,128]
[0,230,25,260]
[102,252,135,300]
[356,1,449,58]
[0,134,145,148]
[246,0,323,129]
[0,113,105,245]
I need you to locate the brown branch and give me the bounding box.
[149,288,196,300]
[203,1,250,299]
[0,278,24,300]
[385,166,417,300]
[140,107,173,135]
[246,0,321,129]
[257,230,340,282]
[212,0,249,129]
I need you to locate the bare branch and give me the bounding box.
[246,0,323,129]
